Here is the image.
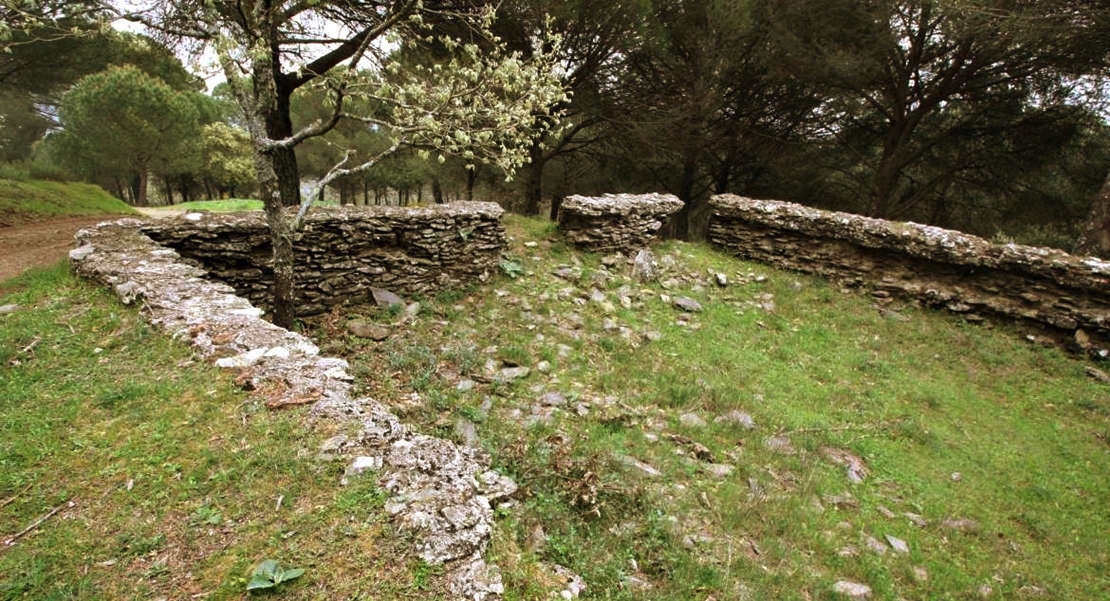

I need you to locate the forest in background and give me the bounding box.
[3,0,1110,251]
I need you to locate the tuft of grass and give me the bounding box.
[0,178,136,226]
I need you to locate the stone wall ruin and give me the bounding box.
[68,214,517,600]
[141,202,506,316]
[708,194,1110,354]
[557,193,684,253]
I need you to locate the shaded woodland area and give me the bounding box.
[4,0,1110,253]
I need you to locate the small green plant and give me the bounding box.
[189,504,223,526]
[499,257,525,278]
[247,559,305,592]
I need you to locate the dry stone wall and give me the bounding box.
[708,195,1110,352]
[68,217,517,600]
[557,193,684,253]
[141,203,505,316]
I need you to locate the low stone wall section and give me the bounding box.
[68,218,517,599]
[708,194,1110,351]
[557,193,684,254]
[141,203,505,316]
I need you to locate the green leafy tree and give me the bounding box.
[54,65,203,205]
[775,0,1110,220]
[610,0,824,238]
[198,122,256,199]
[2,4,203,165]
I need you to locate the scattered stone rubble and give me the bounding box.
[68,218,525,600]
[557,193,684,254]
[709,195,1110,353]
[142,203,505,317]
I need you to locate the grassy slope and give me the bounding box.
[2,214,1108,600]
[0,179,137,226]
[315,216,1110,600]
[0,266,425,600]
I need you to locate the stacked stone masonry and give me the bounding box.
[709,194,1110,350]
[68,215,516,600]
[141,203,506,316]
[557,193,684,253]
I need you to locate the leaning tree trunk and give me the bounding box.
[1075,175,1110,259]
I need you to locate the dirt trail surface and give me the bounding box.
[0,215,133,282]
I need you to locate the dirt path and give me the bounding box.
[0,215,133,282]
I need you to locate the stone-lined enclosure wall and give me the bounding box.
[557,193,684,253]
[141,202,505,316]
[709,194,1110,352]
[68,215,517,600]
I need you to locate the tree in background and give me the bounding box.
[198,122,256,199]
[487,0,650,217]
[1,0,203,165]
[609,0,824,239]
[52,65,205,205]
[774,0,1110,222]
[6,1,1110,257]
[1076,175,1110,258]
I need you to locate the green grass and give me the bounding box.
[310,214,1110,600]
[158,199,264,212]
[0,179,136,226]
[0,265,440,600]
[4,213,1110,599]
[148,198,343,213]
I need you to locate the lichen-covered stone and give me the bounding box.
[558,193,683,254]
[141,203,505,317]
[708,195,1110,349]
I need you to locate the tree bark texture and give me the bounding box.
[263,188,297,329]
[268,81,301,208]
[1075,176,1110,259]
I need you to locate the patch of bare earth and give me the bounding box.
[0,215,132,282]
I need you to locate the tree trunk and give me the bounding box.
[465,168,477,201]
[267,84,301,208]
[128,174,141,205]
[136,168,149,207]
[549,195,563,221]
[670,150,699,240]
[1075,175,1110,258]
[432,177,444,204]
[523,141,545,215]
[263,185,297,329]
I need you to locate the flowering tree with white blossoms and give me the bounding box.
[35,0,569,327]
